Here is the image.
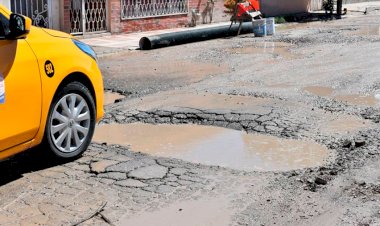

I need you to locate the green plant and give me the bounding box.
[275,17,286,24]
[322,0,334,12]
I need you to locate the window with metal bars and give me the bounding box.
[121,0,188,19]
[10,0,49,28]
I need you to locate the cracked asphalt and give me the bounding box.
[1,9,380,226]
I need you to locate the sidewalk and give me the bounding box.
[82,22,231,56]
[343,1,380,12]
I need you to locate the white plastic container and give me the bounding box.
[253,19,267,37]
[266,17,275,35]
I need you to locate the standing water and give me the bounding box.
[93,123,332,171]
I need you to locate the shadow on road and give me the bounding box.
[0,147,73,186]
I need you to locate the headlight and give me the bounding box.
[72,39,98,62]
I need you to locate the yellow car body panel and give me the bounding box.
[0,4,104,160]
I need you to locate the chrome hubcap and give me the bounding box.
[50,94,91,153]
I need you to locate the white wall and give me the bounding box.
[0,0,10,9]
[50,0,61,30]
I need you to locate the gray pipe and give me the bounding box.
[139,22,254,50]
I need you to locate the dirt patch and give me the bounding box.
[93,123,333,171]
[102,57,228,83]
[99,50,229,96]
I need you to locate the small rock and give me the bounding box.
[309,183,317,192]
[355,139,366,148]
[306,178,314,184]
[114,98,123,103]
[342,140,352,148]
[315,177,327,185]
[356,180,366,186]
[329,170,338,176]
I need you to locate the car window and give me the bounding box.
[0,13,10,39]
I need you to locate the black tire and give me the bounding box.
[43,81,96,159]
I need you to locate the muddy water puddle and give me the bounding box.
[352,25,380,36]
[304,86,334,97]
[320,116,373,134]
[104,91,124,105]
[303,86,380,106]
[277,22,323,31]
[335,94,380,106]
[93,123,332,171]
[118,197,232,226]
[226,42,297,59]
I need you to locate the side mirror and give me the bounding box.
[6,13,31,39]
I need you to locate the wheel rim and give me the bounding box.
[50,93,91,153]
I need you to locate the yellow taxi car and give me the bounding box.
[0,5,104,159]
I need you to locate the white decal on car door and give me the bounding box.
[0,73,4,104]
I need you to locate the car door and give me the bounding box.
[0,12,42,151]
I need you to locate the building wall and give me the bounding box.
[62,0,71,33]
[108,0,230,34]
[310,0,323,10]
[108,0,187,33]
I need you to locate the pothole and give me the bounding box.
[93,123,333,172]
[334,94,380,107]
[118,196,232,226]
[304,86,334,97]
[226,42,297,59]
[104,91,125,105]
[351,25,380,36]
[319,115,374,135]
[303,86,380,107]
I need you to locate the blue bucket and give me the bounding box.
[253,19,266,37]
[266,17,275,35]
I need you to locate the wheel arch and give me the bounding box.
[55,72,97,108]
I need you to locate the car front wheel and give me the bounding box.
[44,81,96,159]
